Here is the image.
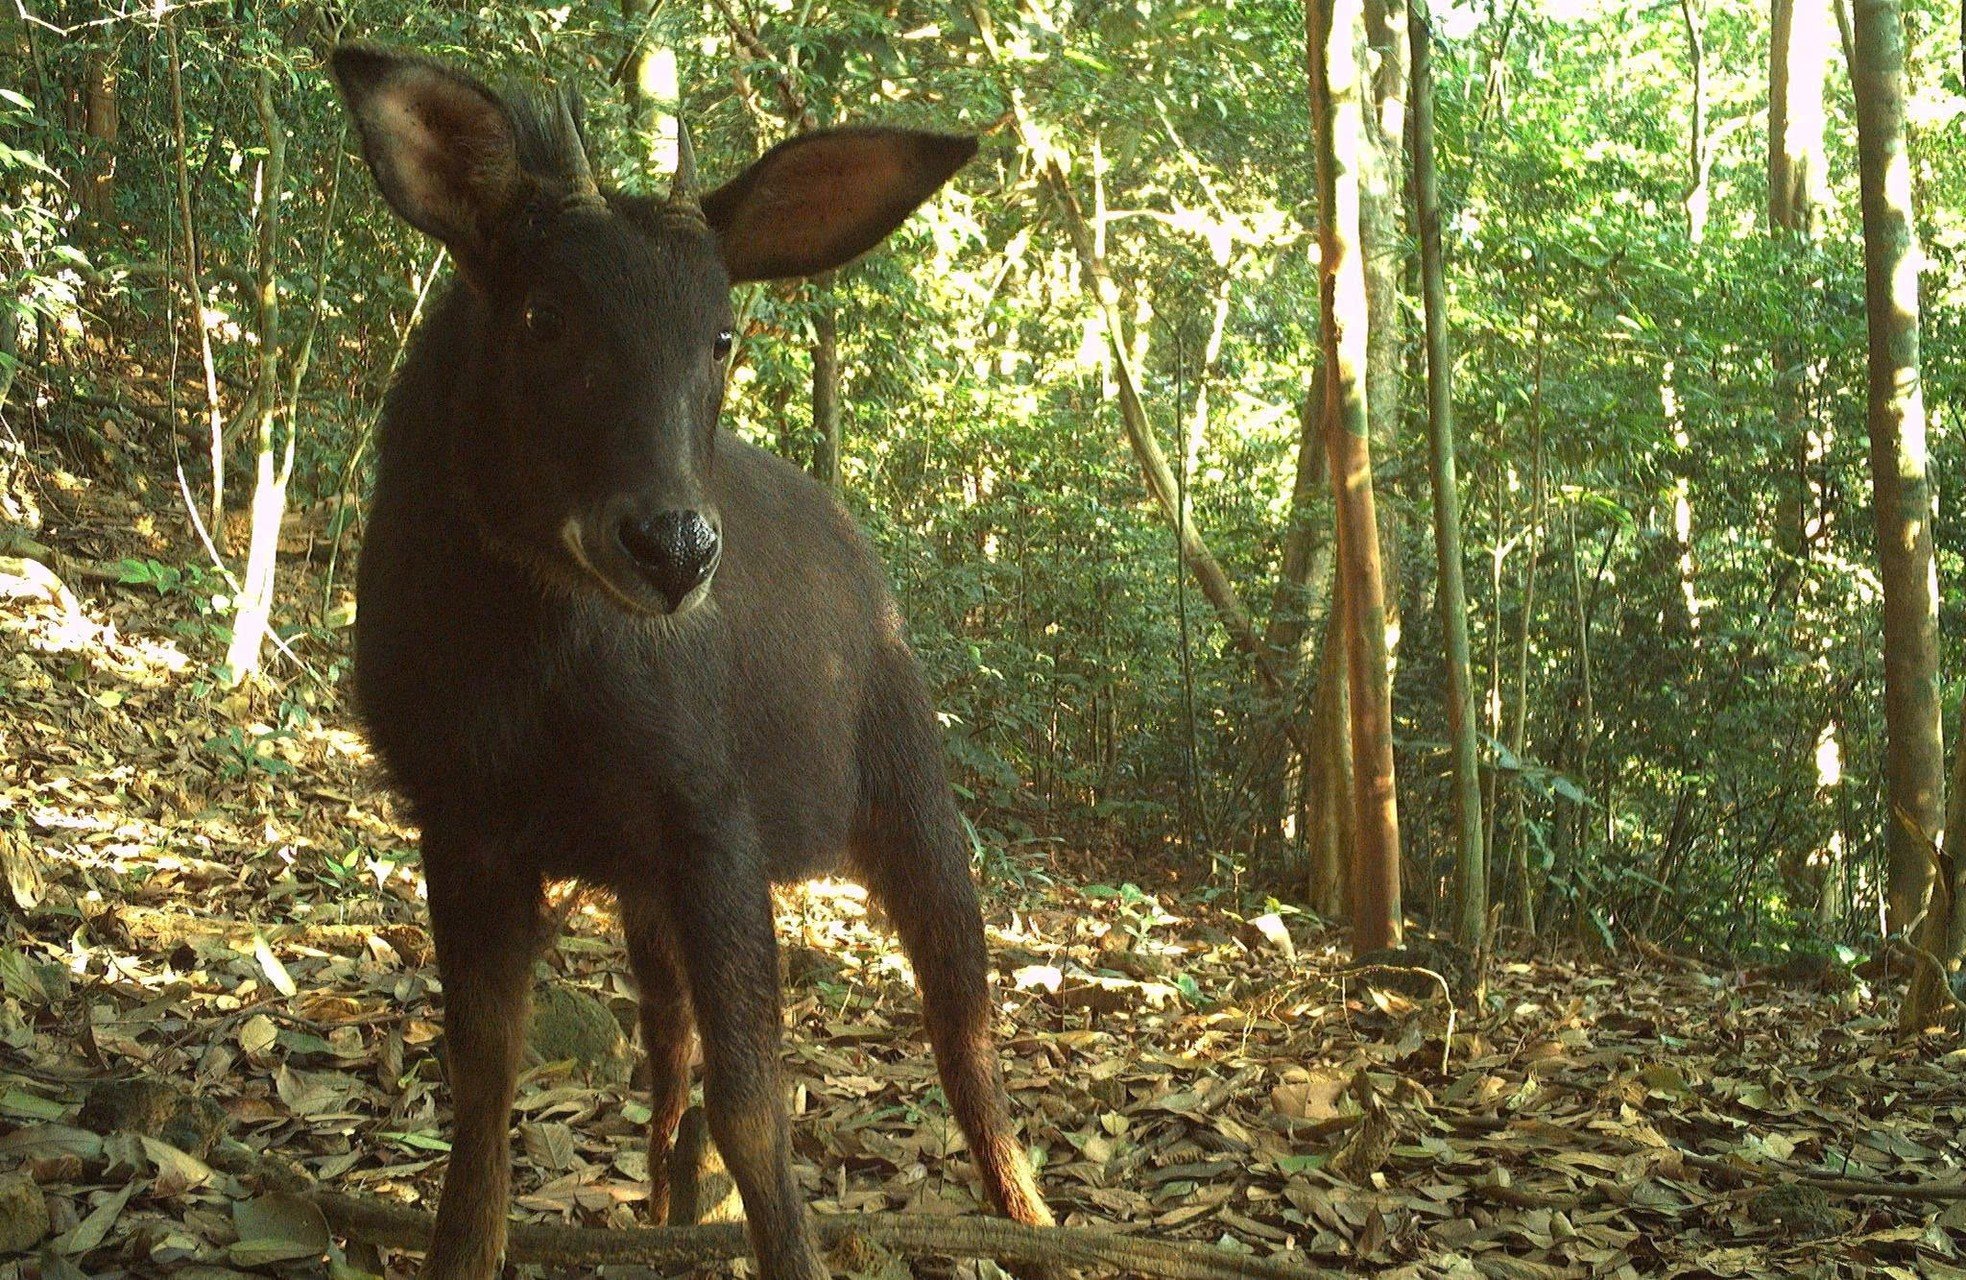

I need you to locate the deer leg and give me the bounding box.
[864,831,1053,1226]
[668,843,828,1280]
[420,846,553,1280]
[856,657,1053,1228]
[620,893,696,1224]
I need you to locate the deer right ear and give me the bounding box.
[331,44,525,269]
[700,128,977,284]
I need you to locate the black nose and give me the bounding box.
[618,510,720,611]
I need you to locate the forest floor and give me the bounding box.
[1,478,1964,1280]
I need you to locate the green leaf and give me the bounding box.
[231,1193,330,1267]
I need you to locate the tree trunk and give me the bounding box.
[1770,0,1842,920]
[1311,0,1402,955]
[1903,704,1964,1027]
[1770,0,1832,241]
[223,69,290,686]
[1252,379,1334,862]
[1505,404,1544,932]
[1308,584,1352,918]
[166,16,228,546]
[1851,0,1944,938]
[1409,0,1485,950]
[1945,706,1966,959]
[1264,380,1334,668]
[811,274,841,489]
[1770,0,1831,559]
[1680,0,1710,243]
[80,41,118,225]
[1360,0,1409,655]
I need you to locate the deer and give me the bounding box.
[329,43,1052,1280]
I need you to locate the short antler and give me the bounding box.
[671,116,699,205]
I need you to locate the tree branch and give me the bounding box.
[311,1192,1341,1280]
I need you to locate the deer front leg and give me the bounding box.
[621,893,696,1223]
[421,848,551,1280]
[667,840,828,1280]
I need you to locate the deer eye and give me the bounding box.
[524,300,566,343]
[713,328,734,361]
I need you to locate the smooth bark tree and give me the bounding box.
[1678,0,1711,242]
[1770,0,1832,555]
[1851,0,1945,938]
[709,3,839,490]
[166,16,227,544]
[1360,0,1408,644]
[1904,700,1966,1027]
[1310,0,1402,954]
[1252,381,1334,868]
[224,68,290,684]
[1409,0,1485,949]
[1769,0,1832,249]
[1769,0,1844,921]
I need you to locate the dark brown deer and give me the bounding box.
[329,44,1051,1280]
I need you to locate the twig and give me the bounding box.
[311,1192,1339,1280]
[711,0,815,129]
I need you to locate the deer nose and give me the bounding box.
[618,509,720,611]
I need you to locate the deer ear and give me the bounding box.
[331,43,525,268]
[700,128,976,284]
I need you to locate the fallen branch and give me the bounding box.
[0,556,81,613]
[1677,1152,1966,1203]
[1446,1113,1966,1204]
[311,1191,1339,1280]
[0,528,124,590]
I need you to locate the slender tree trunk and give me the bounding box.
[1505,407,1543,933]
[1562,509,1598,864]
[1904,704,1964,1026]
[1308,584,1353,918]
[1264,380,1334,668]
[1944,705,1966,959]
[1680,0,1711,243]
[79,40,118,225]
[1851,0,1944,939]
[811,274,841,489]
[1409,0,1484,949]
[1771,0,1831,558]
[1770,0,1843,920]
[1312,0,1402,955]
[1253,380,1334,859]
[224,69,289,686]
[1769,0,1831,241]
[1361,0,1409,655]
[1662,0,1710,640]
[165,17,227,545]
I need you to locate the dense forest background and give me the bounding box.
[5,2,1966,1276]
[2,0,1962,962]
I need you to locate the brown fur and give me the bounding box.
[331,44,1045,1280]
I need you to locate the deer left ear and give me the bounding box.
[330,43,527,271]
[700,128,976,284]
